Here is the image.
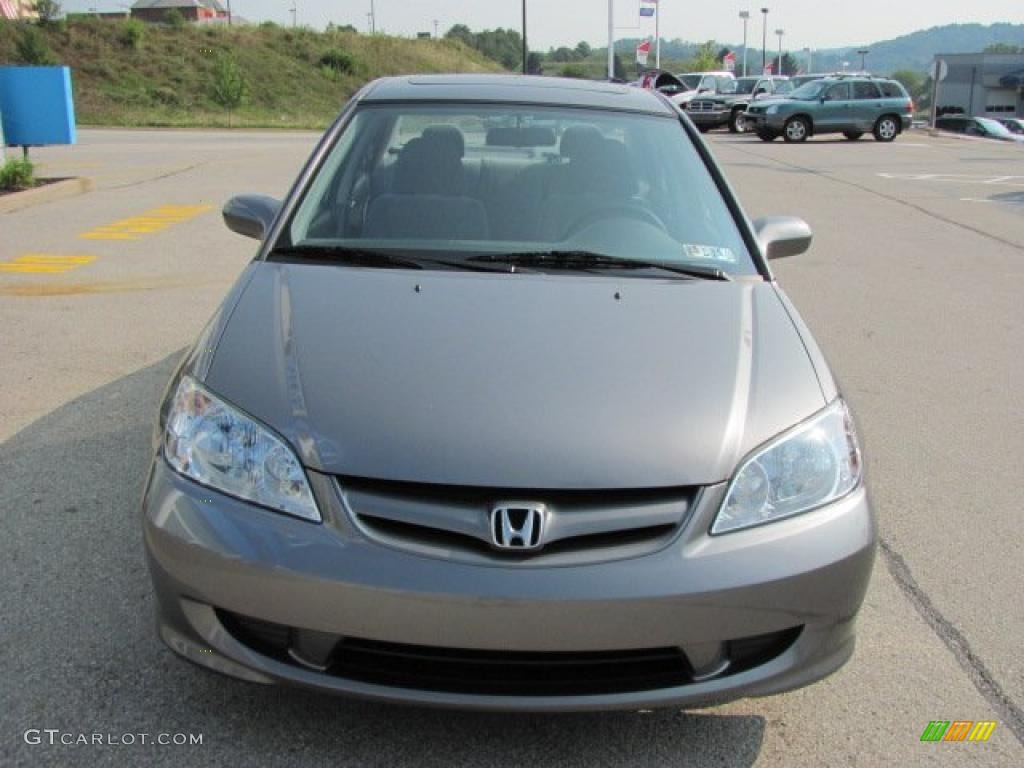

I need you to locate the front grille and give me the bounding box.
[332,638,692,696]
[338,476,696,566]
[217,609,804,697]
[689,100,717,112]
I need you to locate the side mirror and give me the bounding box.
[222,195,281,240]
[753,216,813,260]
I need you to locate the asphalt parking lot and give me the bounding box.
[1,127,1022,767]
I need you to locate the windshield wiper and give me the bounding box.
[465,250,732,281]
[269,245,511,273]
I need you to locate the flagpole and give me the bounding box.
[607,0,614,79]
[655,1,660,70]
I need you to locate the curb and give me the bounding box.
[0,177,95,214]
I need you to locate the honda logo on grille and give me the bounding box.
[490,504,547,550]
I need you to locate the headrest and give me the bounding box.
[421,125,465,158]
[559,124,606,160]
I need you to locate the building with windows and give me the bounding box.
[933,52,1024,118]
[130,0,228,23]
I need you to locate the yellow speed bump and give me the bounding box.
[79,204,213,241]
[0,254,97,274]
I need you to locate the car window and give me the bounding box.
[680,75,701,89]
[878,81,905,99]
[853,82,881,99]
[790,81,828,99]
[284,104,756,275]
[773,80,793,95]
[824,83,851,101]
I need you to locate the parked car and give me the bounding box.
[670,70,736,106]
[789,72,870,89]
[935,115,1024,143]
[143,74,875,711]
[745,76,912,143]
[685,76,793,133]
[996,117,1024,136]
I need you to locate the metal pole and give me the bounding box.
[740,12,749,77]
[804,47,812,74]
[776,30,783,76]
[522,1,527,74]
[370,0,375,34]
[655,1,660,70]
[761,8,768,72]
[607,0,614,80]
[226,0,232,26]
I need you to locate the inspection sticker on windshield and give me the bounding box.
[682,244,737,264]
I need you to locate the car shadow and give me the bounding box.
[0,353,766,768]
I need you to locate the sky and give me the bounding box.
[67,1,1024,52]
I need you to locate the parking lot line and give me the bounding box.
[78,204,213,241]
[0,254,97,274]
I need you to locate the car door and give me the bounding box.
[817,82,853,133]
[851,81,883,130]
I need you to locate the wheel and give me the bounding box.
[843,131,864,141]
[696,125,710,133]
[756,129,777,142]
[873,115,899,142]
[783,117,810,143]
[729,109,748,133]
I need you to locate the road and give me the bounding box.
[1,128,1022,767]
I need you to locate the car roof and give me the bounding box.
[361,75,676,116]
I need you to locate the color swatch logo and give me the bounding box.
[920,721,997,742]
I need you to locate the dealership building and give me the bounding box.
[933,53,1024,118]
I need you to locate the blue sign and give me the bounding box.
[0,66,77,146]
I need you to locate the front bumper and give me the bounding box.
[744,112,786,132]
[142,457,876,711]
[687,109,732,128]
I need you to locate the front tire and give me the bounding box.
[783,117,810,143]
[756,129,778,142]
[729,109,747,133]
[873,115,899,142]
[843,131,864,141]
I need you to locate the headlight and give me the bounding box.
[164,376,321,522]
[712,400,862,534]
[766,105,779,115]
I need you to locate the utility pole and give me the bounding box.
[803,46,812,74]
[857,49,869,71]
[369,0,376,34]
[739,11,750,77]
[290,3,296,28]
[226,0,232,27]
[607,0,614,80]
[522,1,527,74]
[433,19,439,39]
[760,8,769,72]
[775,29,784,76]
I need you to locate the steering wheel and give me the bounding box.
[564,204,668,239]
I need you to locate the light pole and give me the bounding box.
[857,49,869,71]
[369,0,376,34]
[607,0,614,80]
[739,11,750,77]
[226,0,232,26]
[775,28,784,76]
[290,3,297,28]
[522,1,527,75]
[433,19,439,38]
[760,8,769,73]
[803,46,812,74]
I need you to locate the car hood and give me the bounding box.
[204,263,826,489]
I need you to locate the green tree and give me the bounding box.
[16,26,56,64]
[560,63,587,79]
[613,53,627,80]
[164,9,185,30]
[780,52,797,76]
[574,41,592,59]
[891,69,923,97]
[687,41,718,72]
[550,46,576,63]
[444,24,474,46]
[526,51,543,74]
[33,0,61,26]
[983,42,1022,54]
[211,51,248,125]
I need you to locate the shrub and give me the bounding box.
[560,63,587,79]
[211,51,248,123]
[0,159,36,191]
[319,48,355,74]
[120,19,145,50]
[164,9,185,30]
[16,26,57,64]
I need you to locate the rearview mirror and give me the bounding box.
[222,195,281,240]
[753,216,813,260]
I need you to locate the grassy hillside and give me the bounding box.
[0,18,504,128]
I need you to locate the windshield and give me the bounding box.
[790,81,828,100]
[976,118,1014,138]
[679,75,701,89]
[283,104,755,276]
[721,78,758,95]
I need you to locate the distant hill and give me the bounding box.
[810,23,1024,74]
[599,23,1024,76]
